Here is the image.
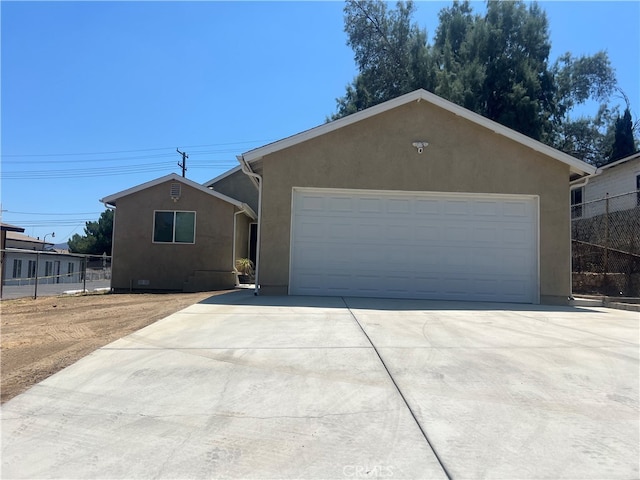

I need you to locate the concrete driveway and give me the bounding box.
[1,291,638,479]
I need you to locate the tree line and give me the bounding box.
[332,0,637,166]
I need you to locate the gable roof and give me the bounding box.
[599,151,640,171]
[6,231,52,244]
[240,89,596,177]
[203,165,242,188]
[100,173,256,219]
[1,222,25,233]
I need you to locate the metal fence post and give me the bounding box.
[604,193,609,278]
[34,251,40,300]
[83,255,88,293]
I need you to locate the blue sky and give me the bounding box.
[2,1,639,242]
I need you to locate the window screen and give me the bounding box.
[154,211,175,242]
[175,212,195,243]
[153,211,195,243]
[571,187,583,219]
[12,260,22,278]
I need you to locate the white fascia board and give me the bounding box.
[100,172,248,210]
[598,152,640,171]
[242,89,596,176]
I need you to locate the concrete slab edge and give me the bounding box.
[571,296,640,312]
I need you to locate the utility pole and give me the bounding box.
[176,148,188,178]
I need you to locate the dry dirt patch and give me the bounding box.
[1,291,230,403]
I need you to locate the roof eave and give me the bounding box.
[99,173,249,210]
[241,89,596,176]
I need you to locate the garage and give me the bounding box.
[290,188,538,303]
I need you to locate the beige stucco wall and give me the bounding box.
[111,179,247,292]
[210,168,259,213]
[256,100,572,304]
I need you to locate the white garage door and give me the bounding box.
[290,188,538,303]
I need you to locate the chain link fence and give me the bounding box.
[1,250,111,300]
[572,190,640,297]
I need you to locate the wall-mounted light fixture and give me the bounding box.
[412,141,429,154]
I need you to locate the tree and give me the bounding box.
[333,0,627,163]
[332,0,432,119]
[68,209,113,255]
[553,105,618,167]
[609,108,637,162]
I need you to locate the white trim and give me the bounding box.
[287,188,297,296]
[292,186,539,201]
[101,173,246,211]
[288,187,540,303]
[535,195,541,304]
[598,152,640,171]
[243,89,596,176]
[152,210,196,244]
[101,173,256,220]
[238,155,262,294]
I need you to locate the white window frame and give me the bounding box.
[12,259,22,278]
[27,260,36,278]
[152,210,196,244]
[571,186,584,219]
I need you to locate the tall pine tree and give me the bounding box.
[609,108,637,162]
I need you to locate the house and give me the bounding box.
[1,222,25,297]
[236,89,595,305]
[203,165,259,265]
[569,152,640,296]
[100,173,256,292]
[5,231,55,251]
[1,228,83,289]
[570,152,640,219]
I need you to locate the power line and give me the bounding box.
[2,148,250,165]
[1,152,175,165]
[1,160,238,179]
[1,139,274,158]
[4,211,102,216]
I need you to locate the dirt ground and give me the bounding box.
[1,290,229,403]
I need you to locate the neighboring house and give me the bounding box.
[1,230,83,287]
[5,231,55,251]
[101,173,256,293]
[236,89,595,305]
[570,152,640,219]
[1,222,25,297]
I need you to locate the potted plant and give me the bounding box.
[235,258,255,284]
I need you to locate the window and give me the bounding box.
[153,211,196,243]
[636,174,640,206]
[68,262,74,275]
[12,259,22,278]
[45,261,53,278]
[571,187,583,219]
[27,260,36,278]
